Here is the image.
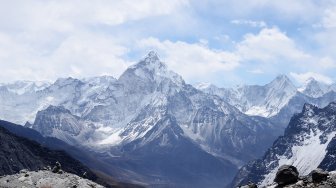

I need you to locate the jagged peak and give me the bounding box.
[119,51,184,86]
[273,74,292,83]
[146,50,160,60]
[268,74,295,89]
[54,77,84,86]
[302,103,318,115]
[43,105,71,114]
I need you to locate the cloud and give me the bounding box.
[137,37,240,81]
[320,6,336,29]
[290,72,333,84]
[236,27,311,63]
[231,19,267,28]
[247,69,264,74]
[0,0,189,31]
[0,0,189,82]
[0,31,132,82]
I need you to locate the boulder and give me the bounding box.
[312,168,329,183]
[274,165,299,186]
[52,161,62,173]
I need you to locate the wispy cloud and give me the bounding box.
[231,19,267,28]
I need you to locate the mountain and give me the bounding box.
[199,75,336,129]
[0,120,144,188]
[298,78,332,98]
[198,75,298,118]
[231,102,336,187]
[0,52,282,187]
[0,80,50,95]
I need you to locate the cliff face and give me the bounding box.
[0,125,95,179]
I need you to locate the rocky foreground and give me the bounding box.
[240,165,336,188]
[0,169,104,188]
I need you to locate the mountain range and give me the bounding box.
[1,51,336,187]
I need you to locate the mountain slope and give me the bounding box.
[232,102,336,187]
[0,124,95,179]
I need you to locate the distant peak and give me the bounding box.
[44,105,71,114]
[269,74,295,88]
[275,74,290,81]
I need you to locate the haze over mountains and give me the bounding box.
[1,52,336,187]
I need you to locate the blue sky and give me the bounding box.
[1,0,336,87]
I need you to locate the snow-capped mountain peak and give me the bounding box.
[299,77,330,98]
[267,74,296,90]
[118,51,184,90]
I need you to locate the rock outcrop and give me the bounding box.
[0,170,104,188]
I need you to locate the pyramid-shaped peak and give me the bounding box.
[119,51,184,87]
[269,74,294,87]
[147,51,159,58]
[142,50,161,63]
[274,74,291,82]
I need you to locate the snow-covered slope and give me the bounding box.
[199,75,298,117]
[231,102,336,187]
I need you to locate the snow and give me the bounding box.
[245,106,270,117]
[195,82,213,90]
[260,130,335,186]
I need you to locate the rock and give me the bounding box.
[274,165,299,186]
[19,169,28,174]
[52,161,62,173]
[24,173,29,177]
[312,168,329,183]
[317,184,333,188]
[82,171,87,179]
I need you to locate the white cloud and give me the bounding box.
[231,19,267,28]
[0,0,189,31]
[0,0,189,82]
[137,37,240,81]
[0,31,132,82]
[290,72,333,84]
[236,27,311,63]
[247,69,264,74]
[320,7,336,29]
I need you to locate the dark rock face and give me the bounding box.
[274,165,299,186]
[0,125,95,179]
[312,168,329,183]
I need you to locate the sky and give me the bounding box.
[1,0,336,87]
